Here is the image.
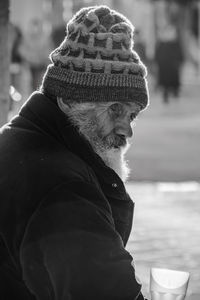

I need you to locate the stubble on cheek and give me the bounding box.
[95,108,115,135]
[87,108,129,151]
[96,117,128,150]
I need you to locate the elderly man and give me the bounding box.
[0,5,149,300]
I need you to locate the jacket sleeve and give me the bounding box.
[20,181,147,300]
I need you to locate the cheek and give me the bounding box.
[97,112,115,137]
[114,115,132,131]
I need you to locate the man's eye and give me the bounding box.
[109,103,123,117]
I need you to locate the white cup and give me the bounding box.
[150,267,190,300]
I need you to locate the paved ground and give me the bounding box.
[126,182,200,300]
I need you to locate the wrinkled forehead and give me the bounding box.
[94,101,142,116]
[67,101,142,116]
[107,102,142,116]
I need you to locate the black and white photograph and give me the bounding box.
[0,0,199,299]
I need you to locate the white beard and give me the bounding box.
[94,143,130,182]
[63,101,131,182]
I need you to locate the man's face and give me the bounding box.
[63,100,141,181]
[91,102,141,151]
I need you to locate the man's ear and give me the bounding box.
[57,97,70,114]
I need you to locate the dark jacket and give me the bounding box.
[0,92,145,300]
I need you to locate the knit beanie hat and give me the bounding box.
[41,5,149,110]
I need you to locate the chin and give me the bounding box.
[85,132,131,182]
[97,146,130,182]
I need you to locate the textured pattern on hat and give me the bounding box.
[51,6,146,77]
[41,5,149,109]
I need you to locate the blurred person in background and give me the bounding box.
[9,23,23,111]
[19,18,53,91]
[9,23,23,89]
[155,23,184,104]
[134,29,147,65]
[0,6,149,300]
[51,23,66,48]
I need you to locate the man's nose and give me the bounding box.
[115,123,133,138]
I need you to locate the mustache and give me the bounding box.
[103,133,128,149]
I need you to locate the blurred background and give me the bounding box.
[0,0,200,299]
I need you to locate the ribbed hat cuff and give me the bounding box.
[41,65,149,109]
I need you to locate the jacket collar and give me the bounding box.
[19,92,128,196]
